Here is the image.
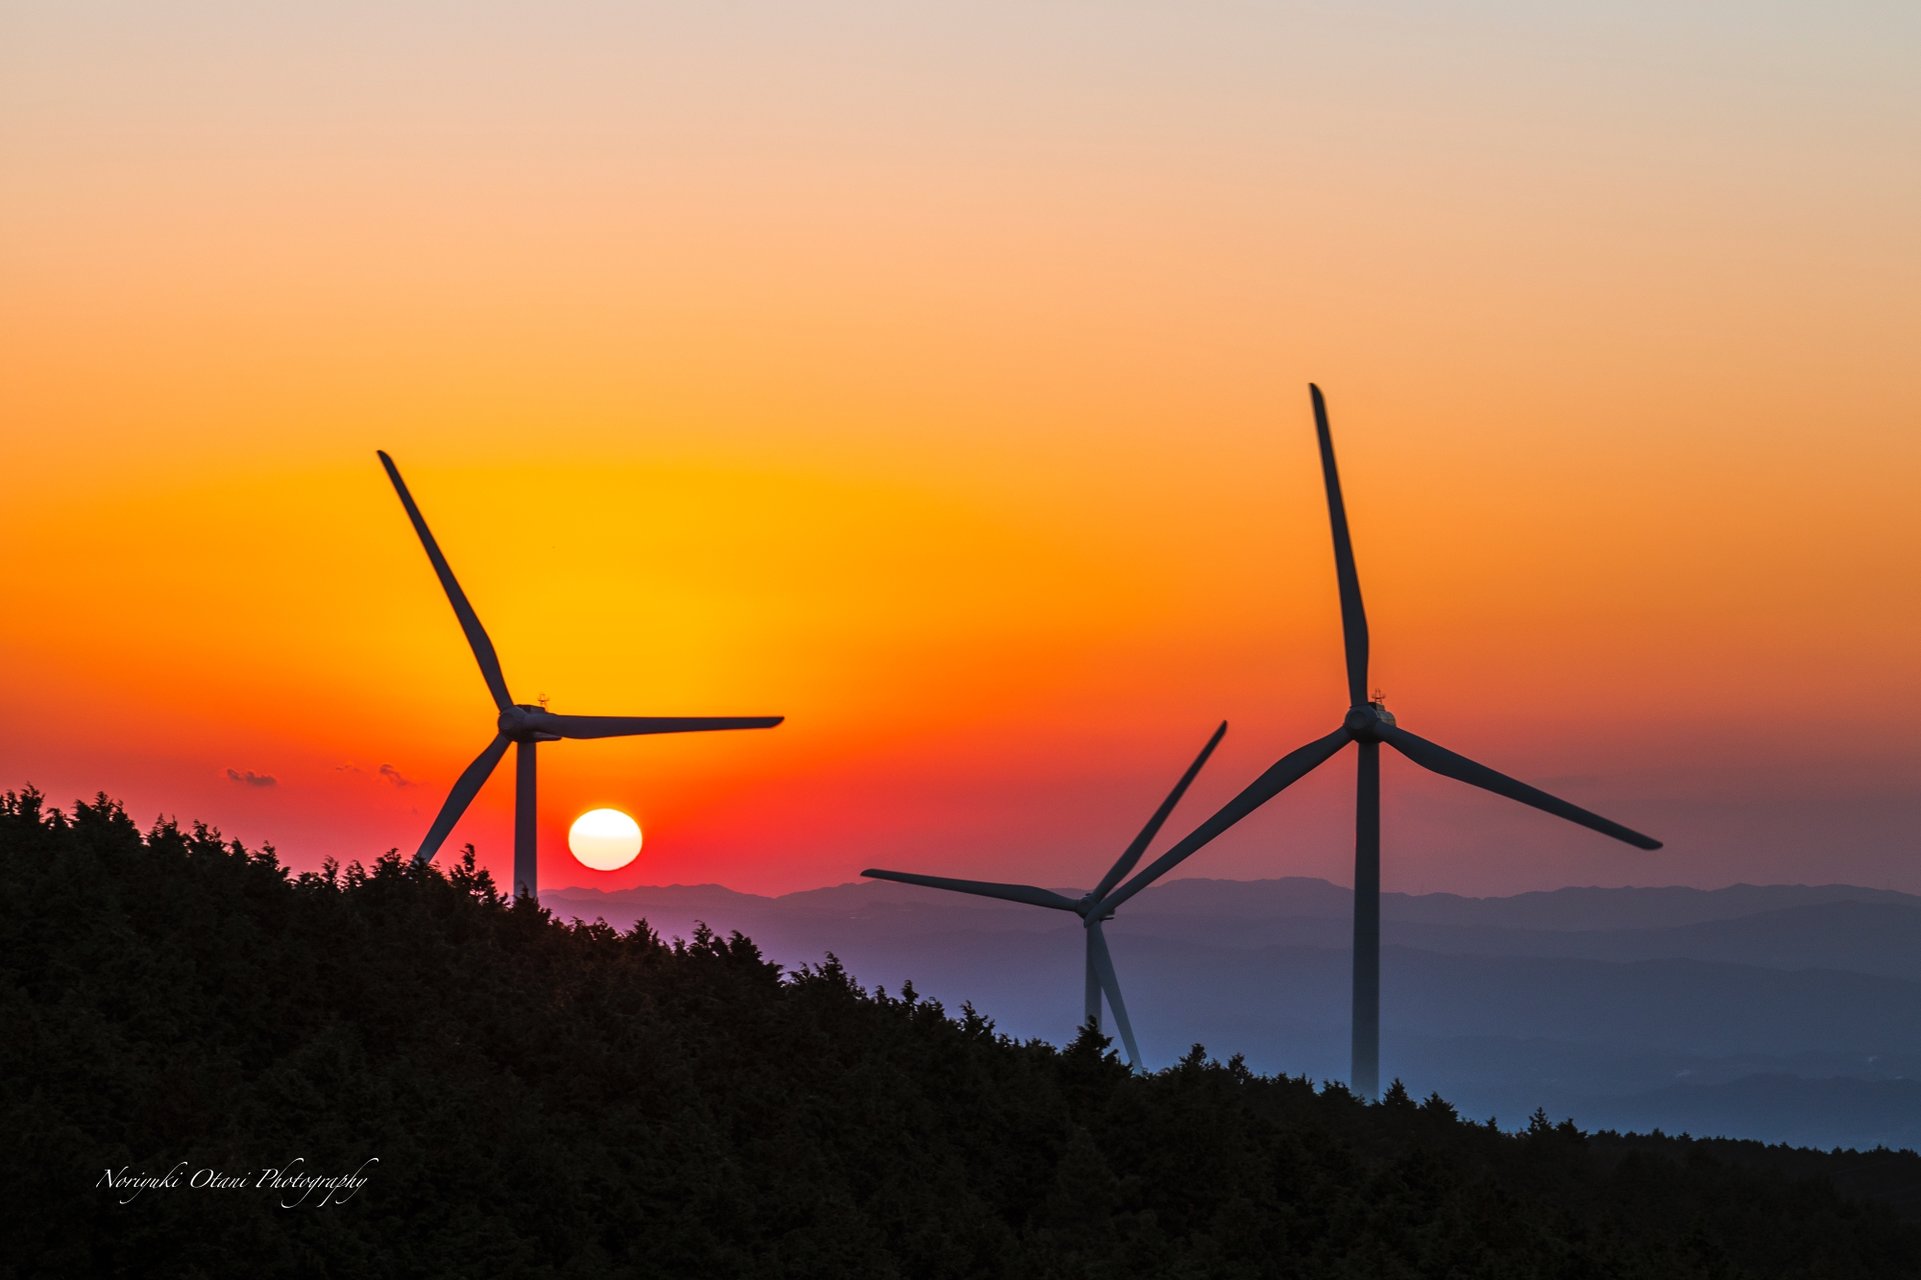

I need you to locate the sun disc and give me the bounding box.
[568,807,643,871]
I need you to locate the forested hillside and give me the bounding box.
[5,788,1919,1278]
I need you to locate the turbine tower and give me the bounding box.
[1097,386,1660,1098]
[861,722,1228,1066]
[378,451,782,901]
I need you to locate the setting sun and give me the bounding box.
[568,808,643,872]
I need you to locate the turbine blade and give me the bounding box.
[1086,920,1141,1066]
[378,451,513,711]
[413,733,511,865]
[1090,721,1228,903]
[1311,385,1370,707]
[537,713,783,740]
[860,868,1081,912]
[1379,725,1662,850]
[1098,726,1351,914]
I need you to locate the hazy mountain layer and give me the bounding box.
[546,876,1921,1150]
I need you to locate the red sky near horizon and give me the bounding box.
[4,4,1917,898]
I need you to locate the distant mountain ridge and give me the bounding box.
[543,876,1921,1151]
[549,875,1921,928]
[543,877,1921,973]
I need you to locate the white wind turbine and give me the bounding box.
[378,451,782,901]
[1096,386,1660,1098]
[862,722,1227,1066]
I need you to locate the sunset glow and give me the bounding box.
[2,3,1915,900]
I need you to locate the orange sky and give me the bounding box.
[3,3,1917,896]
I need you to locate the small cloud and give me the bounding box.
[339,761,412,789]
[225,768,277,788]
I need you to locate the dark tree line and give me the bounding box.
[3,787,1918,1278]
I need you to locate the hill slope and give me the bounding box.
[5,789,1920,1278]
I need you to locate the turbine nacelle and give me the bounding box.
[498,704,563,742]
[1342,701,1397,741]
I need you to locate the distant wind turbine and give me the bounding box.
[1097,386,1660,1098]
[377,451,782,901]
[861,722,1228,1067]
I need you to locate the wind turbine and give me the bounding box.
[377,450,782,901]
[1097,385,1660,1098]
[861,722,1228,1067]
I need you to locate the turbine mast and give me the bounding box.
[1084,929,1103,1033]
[515,740,538,901]
[1352,740,1382,1100]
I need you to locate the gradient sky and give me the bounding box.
[3,2,1916,897]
